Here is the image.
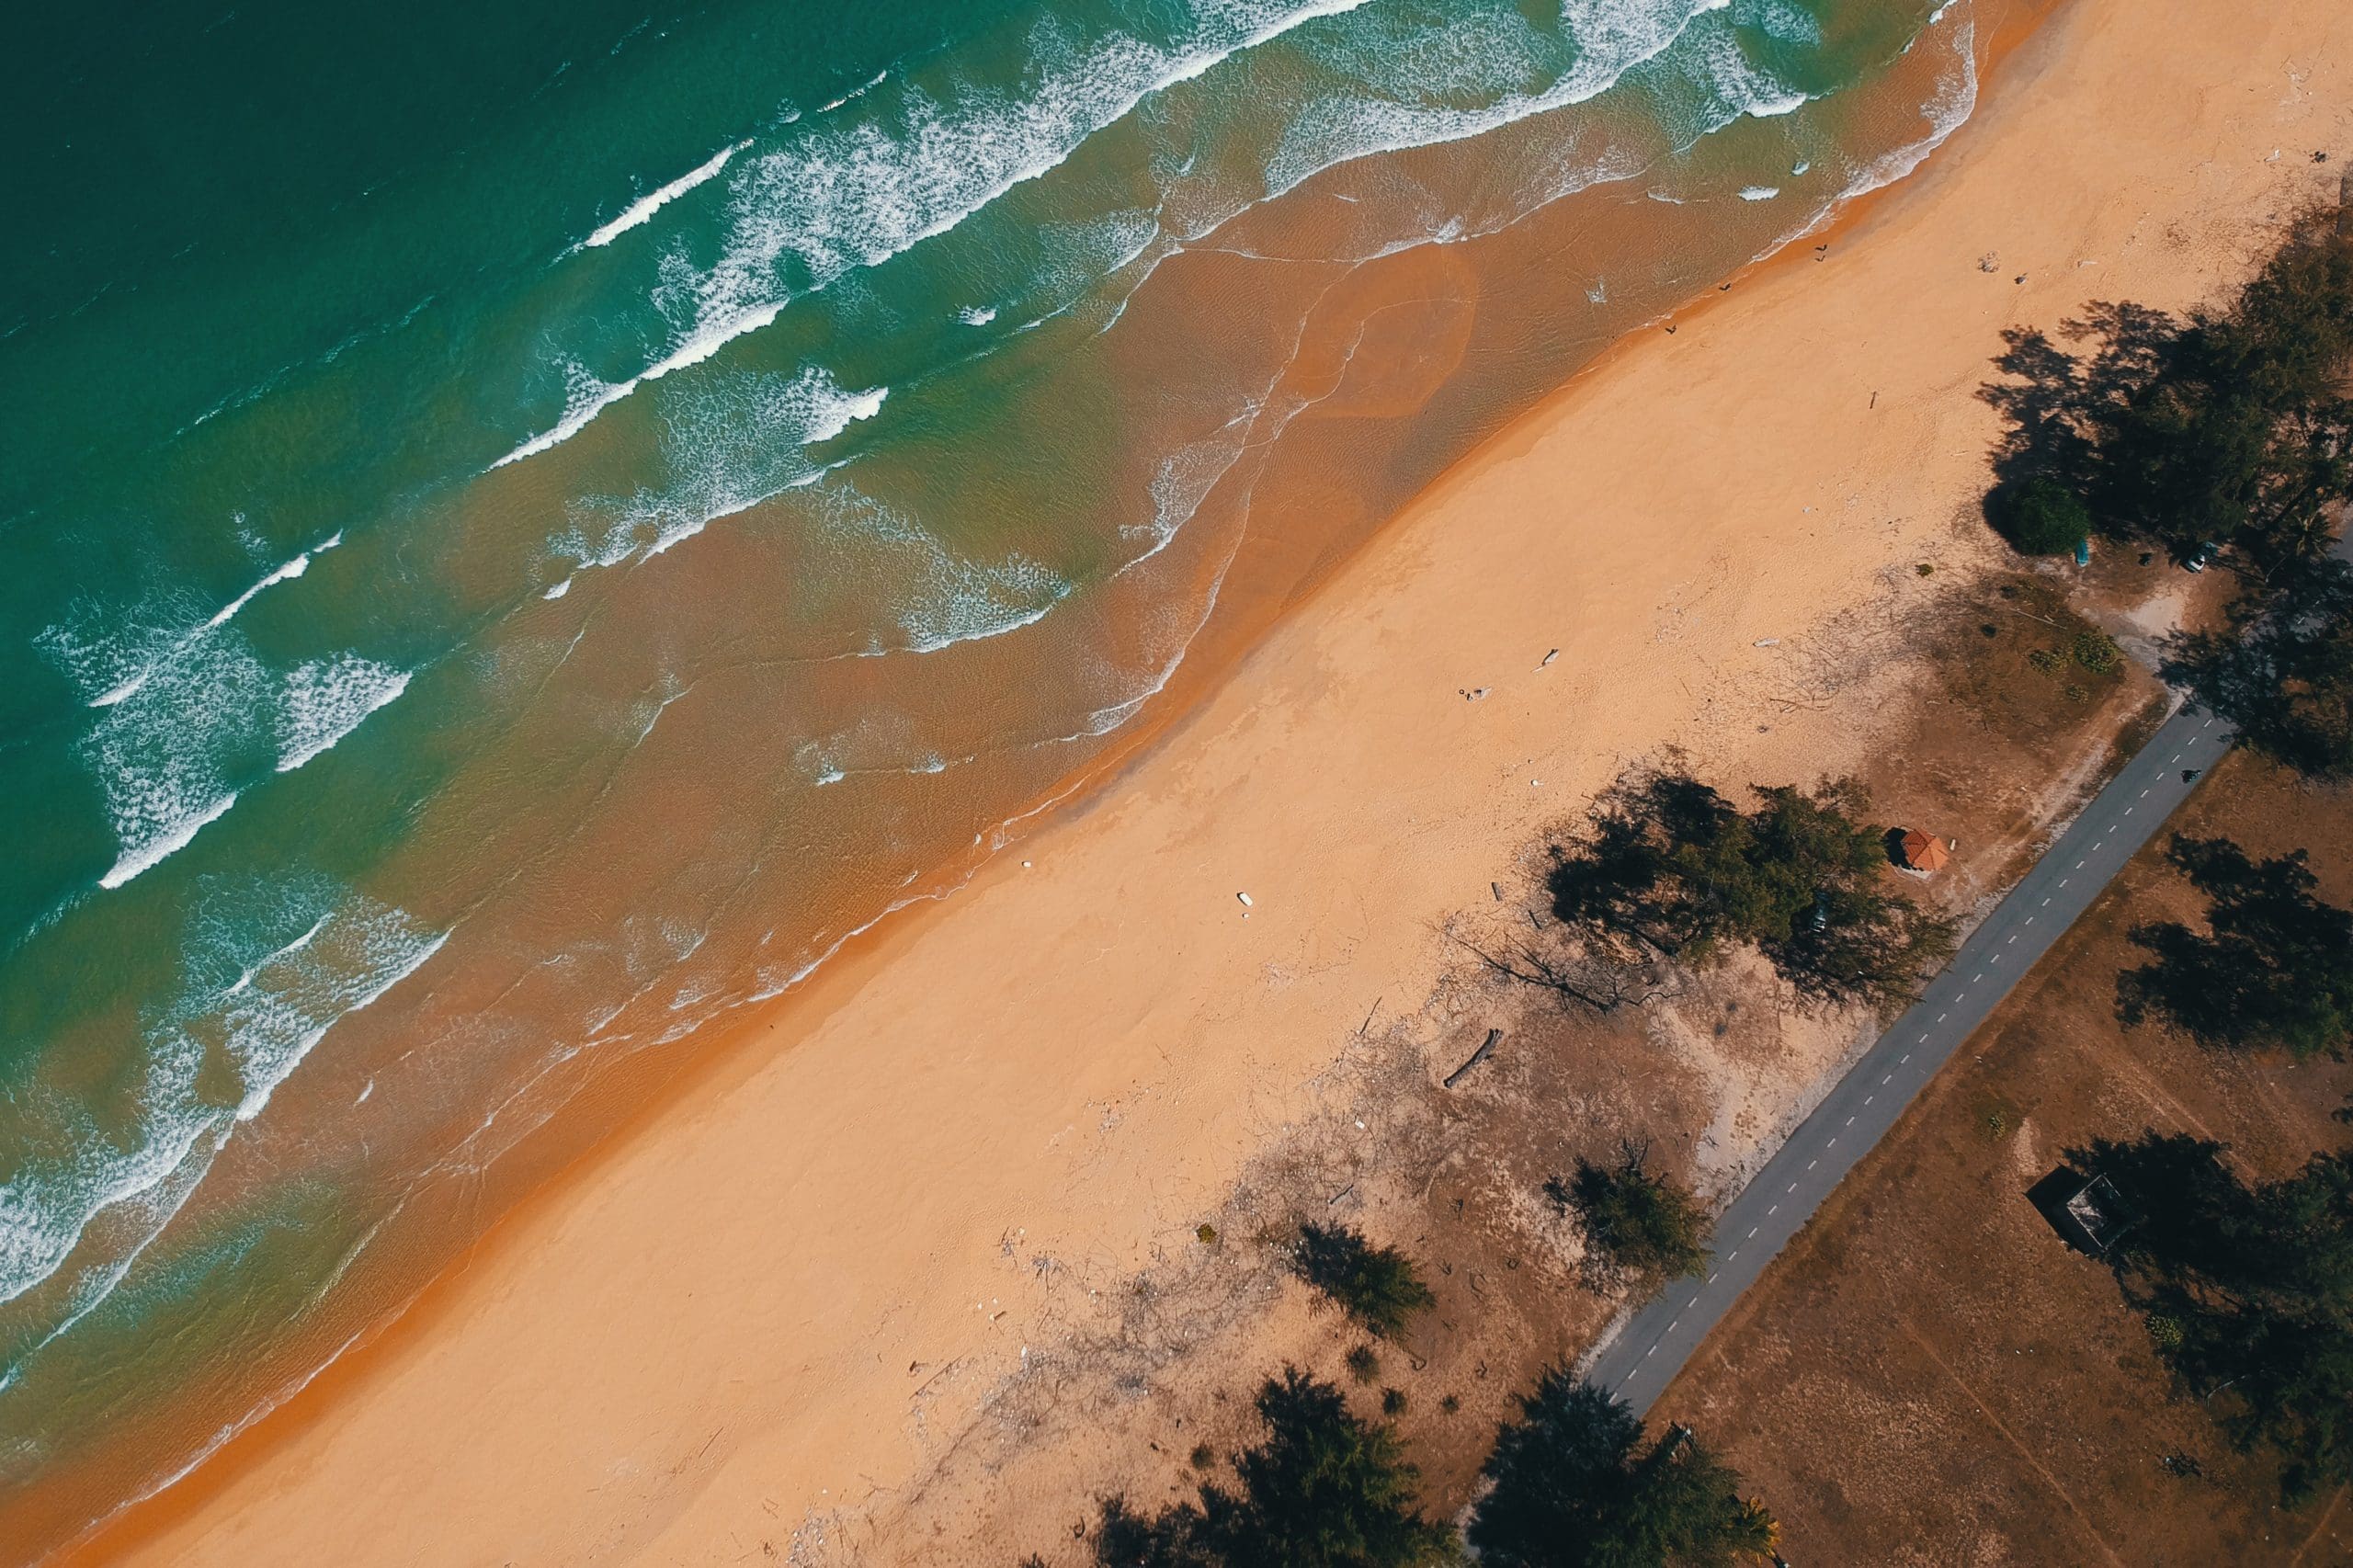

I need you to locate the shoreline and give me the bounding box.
[44,21,2035,1561]
[59,0,2353,1559]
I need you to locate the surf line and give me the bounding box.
[88,531,346,709]
[577,139,752,252]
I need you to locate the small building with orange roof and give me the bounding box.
[1898,829,1951,873]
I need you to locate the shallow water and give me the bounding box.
[1,0,1982,1551]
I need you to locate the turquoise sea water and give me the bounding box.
[1,0,1984,1551]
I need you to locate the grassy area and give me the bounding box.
[1662,748,2353,1565]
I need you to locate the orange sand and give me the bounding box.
[75,0,2353,1561]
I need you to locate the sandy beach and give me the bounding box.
[70,0,2353,1561]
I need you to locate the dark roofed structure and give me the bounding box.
[2028,1166,2136,1256]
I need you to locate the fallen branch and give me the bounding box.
[1449,929,1681,1015]
[1444,1028,1505,1088]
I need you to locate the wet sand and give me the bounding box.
[70,0,2353,1560]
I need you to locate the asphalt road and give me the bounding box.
[1586,699,2234,1415]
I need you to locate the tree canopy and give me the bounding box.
[1086,1368,1459,1568]
[2117,835,2353,1058]
[2082,1131,2353,1502]
[1557,1142,1711,1290]
[1981,206,2353,576]
[1545,769,1953,1012]
[1467,1369,1778,1568]
[2002,474,2094,556]
[1291,1222,1437,1341]
[2160,561,2353,780]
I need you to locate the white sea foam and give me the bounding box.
[80,531,343,709]
[229,913,450,1122]
[84,632,276,890]
[276,655,413,773]
[0,881,444,1335]
[555,365,887,570]
[958,305,998,325]
[543,577,573,599]
[1740,185,1779,199]
[502,0,1373,469]
[74,621,415,894]
[803,383,888,445]
[580,140,748,251]
[802,486,1074,655]
[1265,0,1729,198]
[1840,17,1977,203]
[818,69,891,115]
[97,791,238,890]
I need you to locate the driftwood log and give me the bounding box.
[1443,1028,1504,1088]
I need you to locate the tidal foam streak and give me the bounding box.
[578,141,748,250]
[85,531,344,710]
[0,888,448,1327]
[495,0,1374,471]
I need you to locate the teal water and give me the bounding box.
[1,0,1984,1551]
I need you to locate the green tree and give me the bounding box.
[1467,1368,1779,1567]
[1546,769,1954,1012]
[1981,207,2353,576]
[2161,560,2353,780]
[1562,1142,1711,1289]
[2082,1131,2353,1502]
[1292,1223,1437,1341]
[2002,475,2092,555]
[2117,835,2353,1059]
[1087,1369,1459,1568]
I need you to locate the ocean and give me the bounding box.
[0,0,1981,1551]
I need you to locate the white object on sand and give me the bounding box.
[1540,648,1560,668]
[1237,892,1253,907]
[1755,638,1780,647]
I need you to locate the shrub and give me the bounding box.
[2003,475,2094,555]
[2071,628,2122,674]
[1080,1368,1457,1567]
[1468,1368,1779,1567]
[1292,1223,1436,1340]
[1563,1142,1711,1288]
[1346,1345,1381,1385]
